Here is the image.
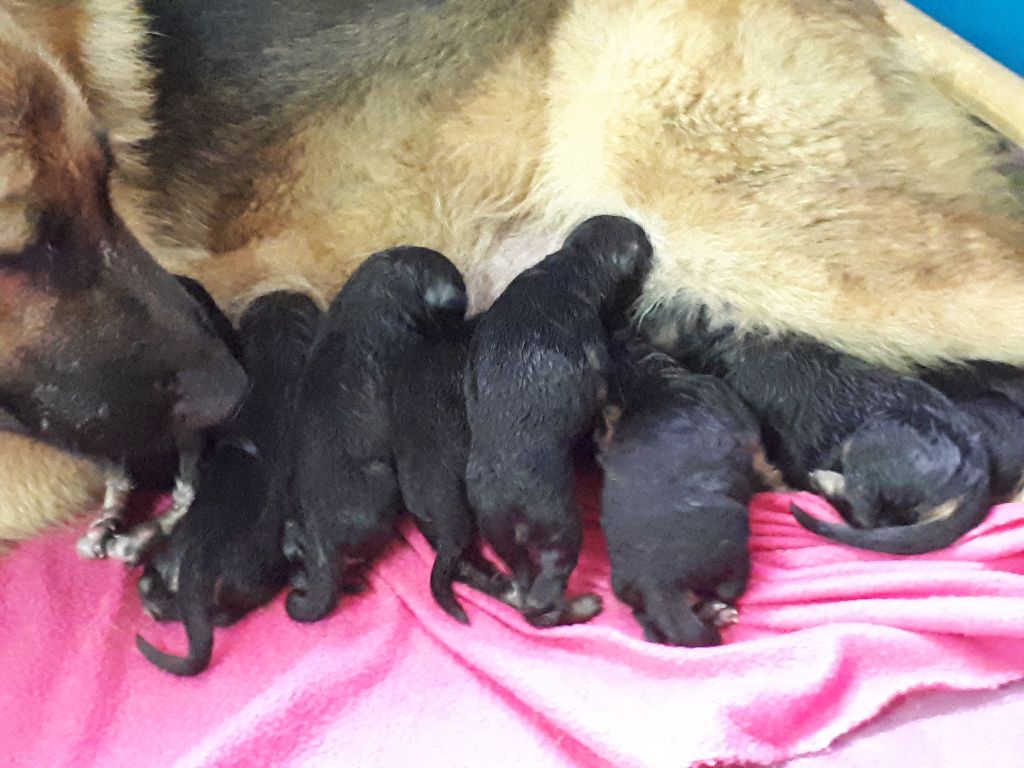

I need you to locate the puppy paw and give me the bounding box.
[500,581,526,610]
[526,593,603,627]
[567,593,603,623]
[695,600,739,627]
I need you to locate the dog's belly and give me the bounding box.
[463,228,564,316]
[138,0,1024,367]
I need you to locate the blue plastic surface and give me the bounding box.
[910,1,1024,76]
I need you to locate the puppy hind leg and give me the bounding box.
[457,546,520,609]
[523,513,602,627]
[477,513,535,610]
[642,589,721,648]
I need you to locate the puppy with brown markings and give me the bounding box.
[285,247,470,623]
[706,334,991,555]
[598,333,763,647]
[650,306,994,554]
[921,362,1024,500]
[391,311,518,623]
[464,215,653,628]
[136,290,321,676]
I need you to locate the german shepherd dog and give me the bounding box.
[4,0,1024,541]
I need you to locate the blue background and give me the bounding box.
[910,1,1024,76]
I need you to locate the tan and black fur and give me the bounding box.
[4,0,1024,540]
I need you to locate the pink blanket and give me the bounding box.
[3,474,1024,768]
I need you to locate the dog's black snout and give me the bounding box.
[172,357,249,432]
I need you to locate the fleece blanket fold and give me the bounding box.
[2,473,1024,768]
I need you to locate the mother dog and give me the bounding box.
[2,0,1024,539]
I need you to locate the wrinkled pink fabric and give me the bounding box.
[3,475,1024,768]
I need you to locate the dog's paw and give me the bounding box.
[104,521,162,565]
[76,516,121,560]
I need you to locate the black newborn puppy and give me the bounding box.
[709,335,991,555]
[285,247,470,623]
[136,291,321,675]
[464,215,653,627]
[598,333,763,647]
[922,362,1024,500]
[390,312,516,623]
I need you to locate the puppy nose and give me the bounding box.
[172,357,249,432]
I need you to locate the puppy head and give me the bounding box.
[0,24,246,459]
[562,216,654,323]
[564,215,654,282]
[364,246,468,328]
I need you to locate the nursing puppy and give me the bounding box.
[922,362,1024,499]
[705,335,992,555]
[136,290,321,676]
[464,215,653,627]
[285,247,467,623]
[598,334,762,647]
[391,312,516,623]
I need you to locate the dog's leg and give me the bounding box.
[106,438,203,565]
[76,467,133,559]
[162,444,202,534]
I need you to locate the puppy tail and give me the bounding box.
[285,532,340,623]
[430,550,469,624]
[136,596,214,677]
[789,476,991,555]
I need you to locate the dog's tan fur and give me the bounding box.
[3,0,1024,540]
[0,432,103,540]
